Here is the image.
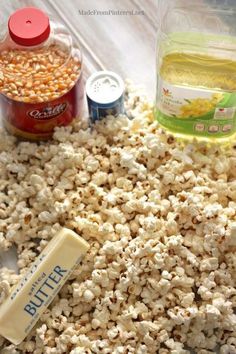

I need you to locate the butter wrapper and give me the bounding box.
[0,228,89,345]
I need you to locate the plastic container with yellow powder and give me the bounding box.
[155,0,236,141]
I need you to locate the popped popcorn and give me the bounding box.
[0,82,235,354]
[0,280,10,305]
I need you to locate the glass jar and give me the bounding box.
[155,0,236,141]
[0,7,83,140]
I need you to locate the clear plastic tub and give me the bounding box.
[0,7,83,140]
[155,0,236,141]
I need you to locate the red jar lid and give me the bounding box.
[8,7,50,46]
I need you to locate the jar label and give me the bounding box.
[1,74,84,140]
[156,79,236,138]
[27,103,67,120]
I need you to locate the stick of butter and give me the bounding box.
[0,228,89,345]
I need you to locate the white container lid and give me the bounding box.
[86,70,124,104]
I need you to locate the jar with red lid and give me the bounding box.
[0,7,83,140]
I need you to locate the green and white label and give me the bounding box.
[156,79,236,138]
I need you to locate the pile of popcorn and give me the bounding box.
[0,81,236,354]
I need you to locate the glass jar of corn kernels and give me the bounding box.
[0,7,83,140]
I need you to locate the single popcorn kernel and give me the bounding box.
[83,289,95,302]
